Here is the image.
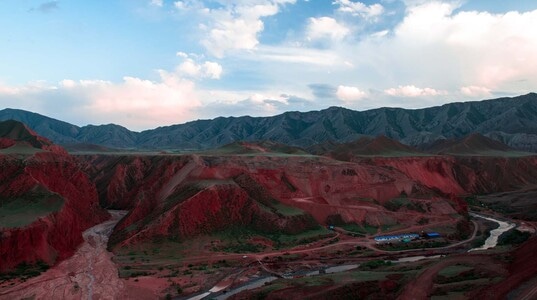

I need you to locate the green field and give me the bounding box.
[0,143,45,155]
[212,225,335,251]
[0,193,64,228]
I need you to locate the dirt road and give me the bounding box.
[0,210,127,300]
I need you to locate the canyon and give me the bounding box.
[1,119,537,299]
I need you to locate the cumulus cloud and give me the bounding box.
[460,86,492,97]
[177,0,296,57]
[0,73,202,130]
[175,52,223,79]
[336,85,367,101]
[384,85,448,97]
[307,17,350,41]
[367,2,537,92]
[333,0,384,19]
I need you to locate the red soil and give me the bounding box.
[77,153,537,251]
[78,154,460,249]
[0,138,15,149]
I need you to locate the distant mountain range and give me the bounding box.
[2,93,537,151]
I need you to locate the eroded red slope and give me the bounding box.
[0,145,108,272]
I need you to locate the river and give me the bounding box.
[0,210,127,299]
[468,212,516,252]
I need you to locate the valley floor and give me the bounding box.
[0,211,131,300]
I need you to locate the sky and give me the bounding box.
[1,0,537,131]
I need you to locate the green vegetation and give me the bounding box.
[465,195,516,214]
[379,240,448,251]
[498,229,531,246]
[325,214,387,235]
[0,260,50,280]
[213,225,335,251]
[0,143,45,155]
[0,192,64,228]
[383,198,425,213]
[220,242,265,253]
[359,260,393,270]
[259,202,305,216]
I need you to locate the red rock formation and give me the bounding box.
[79,154,458,248]
[364,156,537,196]
[0,142,107,272]
[78,151,537,250]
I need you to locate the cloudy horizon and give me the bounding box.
[1,0,537,130]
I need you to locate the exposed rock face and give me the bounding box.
[0,124,108,272]
[363,156,537,196]
[78,153,462,248]
[72,137,537,251]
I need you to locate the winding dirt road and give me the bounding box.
[0,210,127,300]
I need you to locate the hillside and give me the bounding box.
[0,124,108,272]
[2,93,537,151]
[210,140,308,155]
[325,136,424,159]
[423,133,524,156]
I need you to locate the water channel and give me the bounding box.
[468,212,515,252]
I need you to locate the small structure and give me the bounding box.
[374,233,419,244]
[425,232,441,239]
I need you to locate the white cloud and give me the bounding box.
[0,74,202,130]
[202,61,223,79]
[150,0,163,7]
[178,1,297,57]
[307,17,350,41]
[460,86,491,97]
[336,85,367,101]
[339,1,537,98]
[333,0,384,19]
[249,45,341,66]
[394,2,537,89]
[384,85,448,97]
[176,53,223,79]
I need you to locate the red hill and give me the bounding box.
[0,122,108,272]
[328,136,423,160]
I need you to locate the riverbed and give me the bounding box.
[0,210,127,299]
[468,212,516,252]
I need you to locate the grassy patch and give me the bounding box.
[0,192,64,228]
[498,229,531,246]
[359,260,393,270]
[0,260,50,280]
[341,223,378,235]
[384,198,425,213]
[259,202,306,217]
[378,240,448,251]
[213,225,334,251]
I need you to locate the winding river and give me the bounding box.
[468,212,516,252]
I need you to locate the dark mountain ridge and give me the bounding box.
[2,93,537,151]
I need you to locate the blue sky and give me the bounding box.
[1,0,537,130]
